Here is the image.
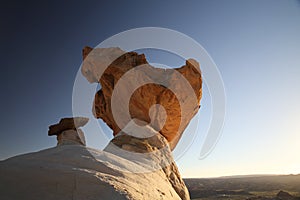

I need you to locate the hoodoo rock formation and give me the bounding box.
[48,117,89,146]
[0,47,202,200]
[82,47,202,150]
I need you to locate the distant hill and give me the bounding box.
[218,174,288,179]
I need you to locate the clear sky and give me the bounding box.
[0,0,300,178]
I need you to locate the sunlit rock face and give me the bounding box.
[104,124,190,200]
[82,47,202,150]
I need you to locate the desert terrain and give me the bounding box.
[185,174,300,200]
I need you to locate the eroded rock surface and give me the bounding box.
[104,125,190,200]
[82,47,202,150]
[0,125,190,200]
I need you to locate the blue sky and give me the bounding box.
[0,0,300,178]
